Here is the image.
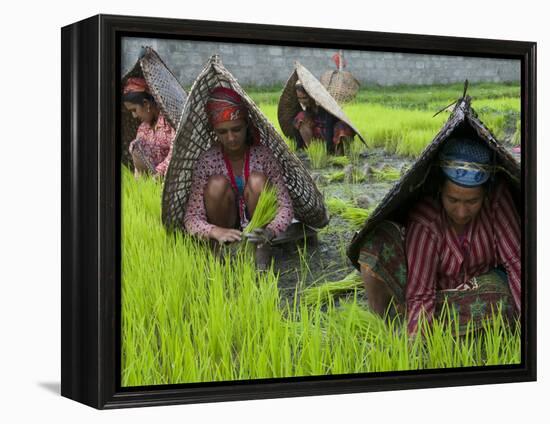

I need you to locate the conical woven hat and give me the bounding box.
[277,62,365,142]
[121,46,187,167]
[320,70,361,104]
[162,55,329,231]
[347,94,520,269]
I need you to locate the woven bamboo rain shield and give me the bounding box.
[320,52,361,104]
[277,61,365,142]
[347,95,520,269]
[121,46,188,167]
[162,55,329,231]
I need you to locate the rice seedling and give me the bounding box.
[283,135,298,153]
[370,165,401,182]
[329,156,350,167]
[307,139,329,169]
[327,170,345,183]
[326,197,373,228]
[243,184,279,234]
[511,119,521,145]
[345,138,367,165]
[301,271,363,306]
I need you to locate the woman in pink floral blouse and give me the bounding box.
[123,77,176,177]
[184,87,293,246]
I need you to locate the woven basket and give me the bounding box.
[162,55,329,232]
[320,70,360,104]
[277,61,365,142]
[347,95,521,269]
[121,46,187,167]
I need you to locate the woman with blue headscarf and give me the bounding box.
[358,137,520,335]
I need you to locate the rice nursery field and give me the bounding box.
[122,83,521,387]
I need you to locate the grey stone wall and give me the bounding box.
[122,37,520,87]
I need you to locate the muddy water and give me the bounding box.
[272,145,521,298]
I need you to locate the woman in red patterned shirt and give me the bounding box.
[359,137,520,335]
[123,77,176,177]
[184,87,293,254]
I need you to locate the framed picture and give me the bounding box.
[61,14,536,409]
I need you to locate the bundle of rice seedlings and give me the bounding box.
[327,171,345,183]
[326,197,349,215]
[307,139,328,169]
[327,197,373,227]
[345,138,366,164]
[329,156,350,167]
[244,184,279,234]
[301,272,364,306]
[371,165,401,181]
[340,206,373,228]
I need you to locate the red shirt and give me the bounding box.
[405,181,521,334]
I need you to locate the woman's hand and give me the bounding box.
[209,226,242,244]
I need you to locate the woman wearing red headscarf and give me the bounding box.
[184,87,293,248]
[123,77,176,177]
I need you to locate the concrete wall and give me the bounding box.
[121,37,520,87]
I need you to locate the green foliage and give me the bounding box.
[301,272,363,306]
[307,139,329,169]
[329,156,351,167]
[326,197,373,228]
[243,184,279,234]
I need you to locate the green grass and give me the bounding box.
[243,185,279,234]
[307,139,329,169]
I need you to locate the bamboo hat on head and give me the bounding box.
[121,46,187,167]
[277,61,365,143]
[347,86,520,270]
[162,55,330,232]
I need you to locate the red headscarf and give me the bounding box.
[123,77,150,95]
[205,87,249,127]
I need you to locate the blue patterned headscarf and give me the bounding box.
[439,137,492,187]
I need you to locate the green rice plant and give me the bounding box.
[326,197,373,228]
[370,165,401,182]
[283,135,298,153]
[243,184,279,233]
[477,112,507,141]
[345,138,367,165]
[344,104,446,157]
[301,272,363,306]
[328,156,350,167]
[340,206,373,228]
[326,197,349,215]
[327,171,345,183]
[307,139,329,169]
[511,119,521,146]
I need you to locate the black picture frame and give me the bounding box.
[61,14,537,409]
